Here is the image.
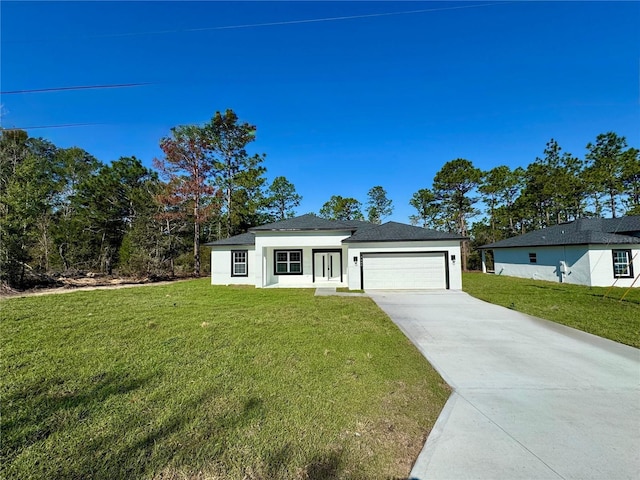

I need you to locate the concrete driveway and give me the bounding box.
[369,290,640,480]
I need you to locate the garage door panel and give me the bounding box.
[363,252,446,289]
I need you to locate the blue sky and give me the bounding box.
[2,1,639,223]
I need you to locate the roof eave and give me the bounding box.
[250,227,354,232]
[343,236,468,243]
[480,240,639,249]
[204,242,256,247]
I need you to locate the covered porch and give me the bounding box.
[258,246,348,288]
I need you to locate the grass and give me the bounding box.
[1,280,449,480]
[463,272,640,348]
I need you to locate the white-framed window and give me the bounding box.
[231,250,248,277]
[612,249,633,278]
[274,250,302,275]
[529,253,537,264]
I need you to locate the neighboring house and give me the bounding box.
[205,214,465,290]
[479,216,640,288]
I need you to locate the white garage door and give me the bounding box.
[362,252,447,289]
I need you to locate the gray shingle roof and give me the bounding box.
[343,221,466,243]
[205,215,467,246]
[480,216,640,249]
[204,232,255,246]
[249,213,371,232]
[600,216,640,233]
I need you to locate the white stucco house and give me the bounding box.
[479,216,640,288]
[205,214,465,290]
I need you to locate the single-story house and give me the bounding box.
[205,214,465,290]
[479,216,640,288]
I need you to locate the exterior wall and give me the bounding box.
[493,246,588,284]
[210,233,468,290]
[210,247,256,285]
[493,245,640,287]
[346,241,463,290]
[254,231,351,288]
[587,246,640,287]
[259,246,348,287]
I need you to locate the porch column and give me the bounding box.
[481,250,487,273]
[254,247,267,288]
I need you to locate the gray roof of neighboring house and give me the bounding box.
[249,213,370,231]
[480,216,640,249]
[343,221,466,243]
[205,215,466,246]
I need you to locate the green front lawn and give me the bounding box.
[463,272,640,348]
[1,280,449,480]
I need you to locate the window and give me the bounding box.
[612,250,633,278]
[231,250,248,277]
[529,253,537,264]
[274,250,303,275]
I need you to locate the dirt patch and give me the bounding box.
[1,275,194,299]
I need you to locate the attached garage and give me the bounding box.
[362,252,449,290]
[344,222,464,291]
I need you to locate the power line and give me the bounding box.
[7,3,509,43]
[101,3,505,38]
[1,123,103,130]
[1,82,152,95]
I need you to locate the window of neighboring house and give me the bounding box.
[231,250,248,277]
[274,250,303,275]
[529,253,537,264]
[612,249,633,278]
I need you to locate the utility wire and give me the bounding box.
[1,82,152,95]
[97,3,505,38]
[1,123,103,130]
[6,3,509,43]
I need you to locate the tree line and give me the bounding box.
[1,114,637,289]
[307,132,638,271]
[0,110,303,288]
[408,133,639,270]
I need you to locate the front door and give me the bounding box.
[314,252,341,282]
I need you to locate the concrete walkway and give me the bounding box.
[314,287,367,297]
[369,290,640,480]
